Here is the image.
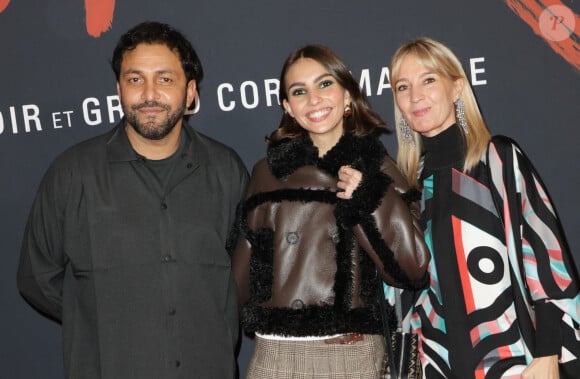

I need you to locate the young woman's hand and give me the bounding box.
[336,166,362,199]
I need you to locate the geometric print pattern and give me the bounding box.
[407,137,580,378]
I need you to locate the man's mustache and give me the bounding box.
[132,101,170,111]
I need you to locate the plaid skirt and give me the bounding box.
[246,334,385,379]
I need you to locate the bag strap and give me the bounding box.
[394,287,403,333]
[378,275,398,378]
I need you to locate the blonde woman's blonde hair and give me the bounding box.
[389,37,491,188]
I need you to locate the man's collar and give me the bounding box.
[106,119,200,163]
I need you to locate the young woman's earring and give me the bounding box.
[343,104,352,117]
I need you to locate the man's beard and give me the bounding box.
[124,100,186,140]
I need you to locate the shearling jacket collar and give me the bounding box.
[266,133,387,180]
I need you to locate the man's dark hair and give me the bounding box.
[111,21,203,84]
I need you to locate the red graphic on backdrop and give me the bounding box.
[506,0,579,69]
[85,0,115,37]
[0,0,10,13]
[0,0,576,70]
[0,0,115,37]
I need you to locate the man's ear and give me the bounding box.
[186,80,196,108]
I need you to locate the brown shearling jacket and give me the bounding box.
[232,133,429,337]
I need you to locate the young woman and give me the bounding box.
[232,44,430,378]
[389,37,580,379]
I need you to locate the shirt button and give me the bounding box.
[330,233,340,244]
[291,299,304,309]
[186,163,193,169]
[161,202,168,210]
[168,307,176,315]
[162,255,173,263]
[175,360,181,367]
[286,232,299,245]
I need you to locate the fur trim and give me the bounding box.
[238,133,402,336]
[329,136,392,227]
[267,133,388,179]
[243,188,337,213]
[334,172,392,228]
[317,134,386,175]
[238,186,387,336]
[401,188,422,204]
[241,304,382,337]
[267,134,393,227]
[267,137,318,179]
[332,226,354,311]
[359,216,428,289]
[249,228,275,302]
[225,202,244,256]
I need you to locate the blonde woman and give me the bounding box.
[389,37,579,379]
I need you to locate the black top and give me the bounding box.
[415,124,563,379]
[17,122,249,379]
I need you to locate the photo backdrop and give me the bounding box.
[1,1,578,378]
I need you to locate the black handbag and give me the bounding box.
[378,281,422,379]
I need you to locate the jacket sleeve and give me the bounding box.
[231,231,252,307]
[231,160,265,307]
[16,160,71,322]
[488,137,579,303]
[338,155,430,289]
[487,136,580,355]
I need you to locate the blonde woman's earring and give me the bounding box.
[454,99,468,134]
[398,117,414,144]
